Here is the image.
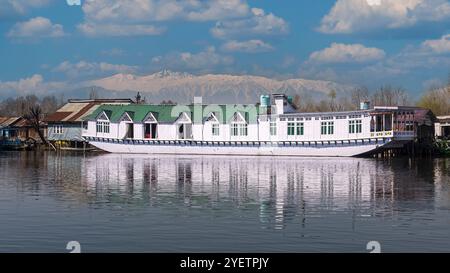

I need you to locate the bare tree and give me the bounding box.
[24,105,47,144]
[417,85,450,116]
[292,94,318,112]
[371,85,410,106]
[328,90,337,111]
[0,95,62,116]
[89,88,99,100]
[350,87,369,108]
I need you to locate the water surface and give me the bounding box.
[0,151,449,252]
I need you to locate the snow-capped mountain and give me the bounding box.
[87,70,356,104]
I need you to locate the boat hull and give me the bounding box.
[86,138,390,157]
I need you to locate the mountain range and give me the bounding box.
[82,70,356,104]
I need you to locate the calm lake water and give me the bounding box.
[0,151,449,253]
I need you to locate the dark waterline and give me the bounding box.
[0,151,449,253]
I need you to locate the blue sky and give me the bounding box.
[0,0,450,99]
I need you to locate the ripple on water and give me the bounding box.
[0,151,449,252]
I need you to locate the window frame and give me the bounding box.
[212,123,220,136]
[270,121,277,136]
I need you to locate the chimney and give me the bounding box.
[272,94,287,115]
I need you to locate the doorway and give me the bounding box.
[144,123,157,139]
[178,124,192,139]
[125,123,134,139]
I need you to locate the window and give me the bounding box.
[96,121,110,134]
[328,121,334,134]
[405,121,414,131]
[288,122,296,136]
[288,122,304,136]
[239,124,248,136]
[349,120,362,134]
[83,122,88,130]
[270,121,277,136]
[212,124,220,136]
[231,124,238,136]
[104,122,110,133]
[54,125,63,134]
[321,122,327,135]
[321,121,334,135]
[231,123,247,136]
[297,122,304,135]
[96,122,102,133]
[355,120,362,133]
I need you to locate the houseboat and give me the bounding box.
[81,94,434,157]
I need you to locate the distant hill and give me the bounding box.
[84,70,356,104]
[0,70,357,104]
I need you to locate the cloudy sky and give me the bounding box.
[0,0,449,98]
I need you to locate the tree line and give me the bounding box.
[293,84,449,116]
[0,83,449,119]
[0,95,62,117]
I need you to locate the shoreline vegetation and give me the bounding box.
[1,84,449,157]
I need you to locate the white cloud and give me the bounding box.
[78,0,251,37]
[53,61,138,78]
[151,47,234,70]
[319,0,450,34]
[211,8,289,39]
[301,37,450,89]
[308,43,386,63]
[185,0,249,21]
[0,0,51,19]
[0,74,65,95]
[7,17,65,38]
[78,0,288,40]
[81,0,249,22]
[77,23,164,37]
[421,34,450,54]
[221,40,274,53]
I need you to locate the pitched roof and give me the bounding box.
[0,117,21,128]
[84,104,262,124]
[45,99,132,123]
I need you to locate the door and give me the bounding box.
[178,124,192,139]
[144,123,157,139]
[145,124,151,139]
[151,124,157,138]
[184,124,192,139]
[126,123,134,139]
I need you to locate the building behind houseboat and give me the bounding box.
[45,98,133,150]
[81,94,435,157]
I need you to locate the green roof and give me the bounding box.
[83,104,262,124]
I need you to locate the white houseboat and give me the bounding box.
[81,94,434,157]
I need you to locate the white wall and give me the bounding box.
[134,123,144,140]
[83,113,387,142]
